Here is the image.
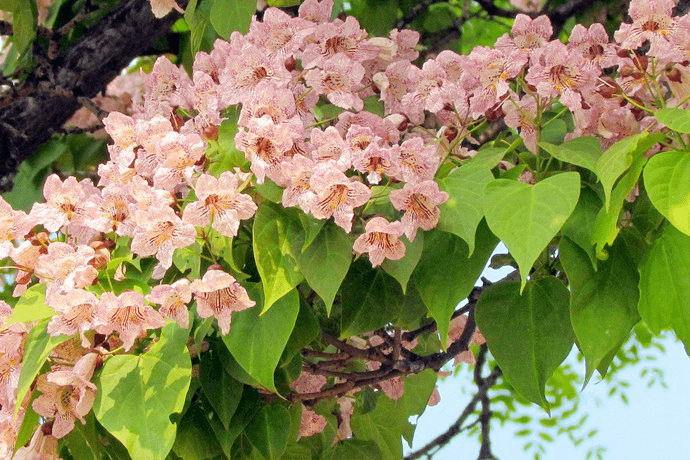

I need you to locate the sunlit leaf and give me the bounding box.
[654,107,690,133]
[644,151,690,237]
[438,164,494,254]
[210,0,256,38]
[484,173,580,290]
[93,322,192,460]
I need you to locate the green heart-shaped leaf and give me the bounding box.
[559,238,639,385]
[655,107,690,133]
[94,322,192,460]
[475,277,574,412]
[413,223,497,345]
[223,286,299,393]
[484,173,580,290]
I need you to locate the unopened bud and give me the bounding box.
[666,67,682,83]
[284,56,297,72]
[443,126,459,143]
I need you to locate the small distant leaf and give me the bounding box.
[644,151,690,237]
[654,107,690,133]
[382,231,424,293]
[3,284,55,329]
[210,0,256,38]
[245,404,291,460]
[296,222,351,313]
[638,224,690,349]
[483,173,580,290]
[223,285,299,393]
[438,164,494,254]
[413,223,498,345]
[559,238,639,385]
[475,277,574,412]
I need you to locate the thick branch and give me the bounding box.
[0,0,185,192]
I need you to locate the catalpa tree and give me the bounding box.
[0,0,688,459]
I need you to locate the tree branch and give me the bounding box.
[404,345,502,460]
[0,0,186,192]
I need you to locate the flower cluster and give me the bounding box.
[2,0,690,454]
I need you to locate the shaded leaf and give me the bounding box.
[199,349,243,429]
[245,404,291,460]
[253,202,304,313]
[340,259,404,337]
[559,238,639,385]
[223,285,299,393]
[475,277,574,411]
[296,222,351,313]
[172,405,224,460]
[413,223,497,345]
[382,231,424,293]
[561,187,602,269]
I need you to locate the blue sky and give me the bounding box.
[407,334,690,459]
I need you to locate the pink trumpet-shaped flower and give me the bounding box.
[353,217,406,267]
[32,353,99,438]
[190,268,255,335]
[97,291,166,351]
[183,172,257,238]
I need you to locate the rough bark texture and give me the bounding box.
[0,0,183,192]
